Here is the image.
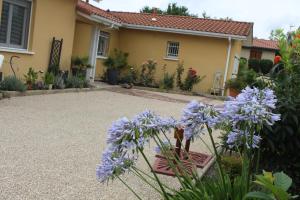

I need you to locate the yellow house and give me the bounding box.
[0,0,253,95]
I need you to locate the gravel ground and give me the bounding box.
[0,89,222,200]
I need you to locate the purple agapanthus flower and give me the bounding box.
[107,117,134,144]
[181,100,219,140]
[133,110,177,134]
[222,87,280,149]
[97,110,177,183]
[226,129,262,149]
[222,87,281,126]
[96,146,136,183]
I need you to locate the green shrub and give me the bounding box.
[53,75,65,89]
[160,72,175,90]
[139,59,157,87]
[181,68,205,91]
[248,59,260,73]
[103,49,129,70]
[259,30,300,194]
[226,63,258,92]
[260,59,274,74]
[221,156,242,179]
[225,78,244,91]
[176,63,205,91]
[176,62,184,89]
[24,67,38,85]
[120,67,138,84]
[66,76,88,88]
[43,72,55,85]
[0,76,27,92]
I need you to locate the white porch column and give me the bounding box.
[87,26,100,82]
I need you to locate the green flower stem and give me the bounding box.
[206,124,226,193]
[131,168,163,195]
[255,146,261,175]
[154,134,196,188]
[152,136,186,185]
[137,146,170,200]
[117,176,143,200]
[155,134,195,181]
[133,167,175,192]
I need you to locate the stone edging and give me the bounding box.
[0,87,105,99]
[133,86,226,101]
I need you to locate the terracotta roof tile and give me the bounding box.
[77,1,122,23]
[252,39,279,50]
[77,1,253,37]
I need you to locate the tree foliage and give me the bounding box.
[269,28,286,41]
[260,29,300,194]
[140,3,197,17]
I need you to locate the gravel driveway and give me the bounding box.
[0,89,222,200]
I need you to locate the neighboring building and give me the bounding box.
[0,0,253,94]
[241,38,279,61]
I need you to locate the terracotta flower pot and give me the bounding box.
[229,88,239,97]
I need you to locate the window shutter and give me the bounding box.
[0,2,10,44]
[10,4,26,46]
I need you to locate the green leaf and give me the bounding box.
[244,191,275,200]
[274,172,292,192]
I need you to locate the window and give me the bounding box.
[97,31,110,57]
[0,0,31,49]
[166,41,179,58]
[250,49,262,60]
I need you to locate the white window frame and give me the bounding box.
[0,0,32,50]
[166,41,180,59]
[97,31,110,58]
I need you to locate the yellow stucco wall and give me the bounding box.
[72,21,93,58]
[95,26,120,79]
[117,29,240,93]
[0,0,77,80]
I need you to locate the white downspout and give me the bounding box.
[87,26,100,82]
[222,37,232,96]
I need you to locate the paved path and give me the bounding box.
[0,89,222,200]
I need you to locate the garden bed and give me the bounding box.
[133,85,226,101]
[0,87,104,99]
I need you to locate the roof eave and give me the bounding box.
[122,23,247,40]
[77,12,122,27]
[242,45,279,51]
[77,12,248,40]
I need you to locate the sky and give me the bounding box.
[90,0,299,39]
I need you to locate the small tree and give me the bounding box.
[269,28,286,41]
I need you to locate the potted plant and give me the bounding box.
[71,56,92,77]
[24,67,38,90]
[103,49,129,85]
[43,72,55,90]
[225,78,243,97]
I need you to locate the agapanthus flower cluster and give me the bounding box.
[181,100,220,140]
[222,87,280,149]
[226,129,262,149]
[222,87,280,126]
[96,110,177,182]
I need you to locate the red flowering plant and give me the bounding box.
[274,55,281,65]
[181,68,205,91]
